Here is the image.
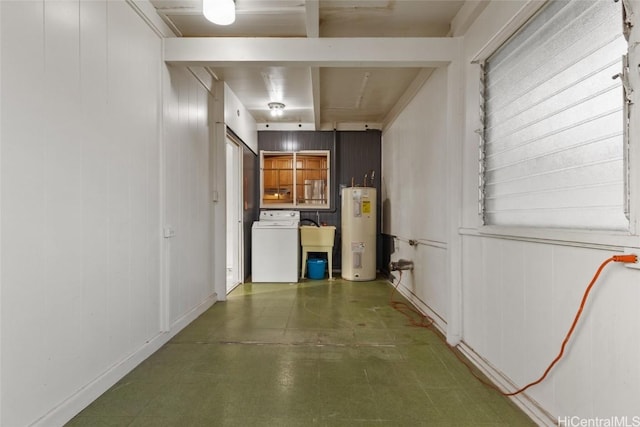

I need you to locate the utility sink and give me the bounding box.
[300,226,336,280]
[300,225,336,247]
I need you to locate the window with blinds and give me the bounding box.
[481,0,630,231]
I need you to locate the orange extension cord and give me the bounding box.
[388,254,637,397]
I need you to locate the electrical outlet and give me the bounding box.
[623,248,640,270]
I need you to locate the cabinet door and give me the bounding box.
[274,157,293,187]
[304,157,324,180]
[263,154,293,203]
[263,157,276,189]
[297,154,328,204]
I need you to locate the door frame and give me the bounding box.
[225,134,244,292]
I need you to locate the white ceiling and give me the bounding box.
[150,0,475,130]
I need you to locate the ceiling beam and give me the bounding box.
[310,67,321,130]
[305,0,319,38]
[164,37,460,67]
[305,0,320,129]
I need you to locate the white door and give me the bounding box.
[226,136,243,292]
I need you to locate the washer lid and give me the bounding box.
[259,210,300,221]
[252,220,299,229]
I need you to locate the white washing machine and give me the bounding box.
[251,210,300,282]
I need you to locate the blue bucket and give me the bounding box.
[307,259,327,280]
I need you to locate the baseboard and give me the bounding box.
[32,294,218,427]
[456,343,556,426]
[391,281,448,335]
[392,282,555,426]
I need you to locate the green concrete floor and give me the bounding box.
[67,278,535,426]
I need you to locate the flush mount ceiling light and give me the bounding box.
[268,102,285,117]
[203,0,236,26]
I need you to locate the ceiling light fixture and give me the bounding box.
[268,102,285,117]
[203,0,236,26]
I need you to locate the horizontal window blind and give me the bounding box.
[482,0,629,231]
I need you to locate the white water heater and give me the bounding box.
[341,187,376,281]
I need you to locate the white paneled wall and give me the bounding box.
[163,65,214,324]
[382,67,449,323]
[382,68,447,243]
[462,237,640,419]
[0,1,216,426]
[224,83,258,153]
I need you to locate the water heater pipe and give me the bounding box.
[389,259,414,271]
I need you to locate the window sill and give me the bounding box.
[260,203,331,210]
[460,225,640,250]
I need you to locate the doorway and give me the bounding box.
[226,135,243,293]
